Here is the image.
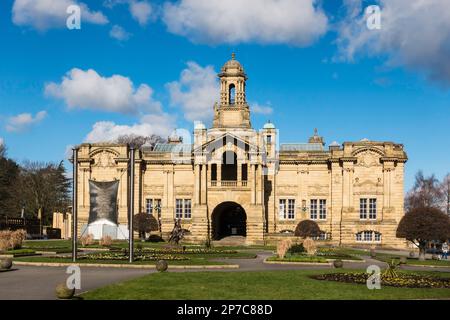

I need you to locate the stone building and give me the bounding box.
[74,54,408,248]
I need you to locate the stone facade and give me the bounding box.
[74,55,408,248]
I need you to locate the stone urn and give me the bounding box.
[333,259,343,268]
[370,249,376,258]
[156,260,168,272]
[0,258,13,270]
[399,256,407,264]
[55,283,75,300]
[409,251,415,258]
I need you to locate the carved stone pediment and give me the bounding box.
[356,150,381,168]
[92,150,116,168]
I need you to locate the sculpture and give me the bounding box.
[169,219,185,245]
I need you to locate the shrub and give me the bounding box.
[147,234,164,243]
[288,243,305,254]
[276,239,292,259]
[80,234,94,247]
[99,235,112,247]
[0,229,27,251]
[295,220,321,238]
[302,237,317,255]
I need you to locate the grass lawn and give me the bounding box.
[80,269,450,300]
[374,253,450,267]
[267,255,328,263]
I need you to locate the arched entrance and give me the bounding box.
[211,202,246,240]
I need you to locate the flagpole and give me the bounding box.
[129,145,135,263]
[72,147,78,262]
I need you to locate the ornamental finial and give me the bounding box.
[231,52,236,60]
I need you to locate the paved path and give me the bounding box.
[1,250,449,299]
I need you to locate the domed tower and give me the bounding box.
[213,53,251,129]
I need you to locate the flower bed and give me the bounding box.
[311,272,450,289]
[52,252,189,261]
[110,247,238,255]
[267,255,328,263]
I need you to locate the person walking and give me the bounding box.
[442,242,449,260]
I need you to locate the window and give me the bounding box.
[310,199,318,220]
[175,199,192,219]
[146,198,161,215]
[175,199,183,219]
[363,230,372,242]
[356,231,382,243]
[146,199,153,215]
[360,198,377,220]
[279,199,295,220]
[374,232,381,242]
[229,84,236,104]
[288,199,295,220]
[369,198,377,220]
[211,164,217,181]
[266,135,272,144]
[184,199,192,219]
[319,199,327,220]
[241,164,248,181]
[311,199,326,220]
[279,199,286,219]
[313,231,330,241]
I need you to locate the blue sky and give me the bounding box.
[0,0,449,191]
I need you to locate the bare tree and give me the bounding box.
[405,171,444,212]
[442,174,450,215]
[115,134,166,149]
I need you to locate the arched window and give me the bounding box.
[221,151,237,181]
[356,231,381,242]
[229,84,236,104]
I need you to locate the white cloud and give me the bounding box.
[45,68,162,114]
[336,0,450,86]
[162,0,328,46]
[6,110,47,132]
[130,0,154,26]
[84,114,175,143]
[252,103,273,115]
[12,0,108,31]
[109,25,132,41]
[166,61,219,122]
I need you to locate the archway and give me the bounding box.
[211,202,246,240]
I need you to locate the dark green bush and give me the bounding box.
[288,244,305,254]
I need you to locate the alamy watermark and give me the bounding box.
[66,265,81,290]
[66,5,81,30]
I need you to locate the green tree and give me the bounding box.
[20,161,71,224]
[0,145,21,217]
[396,207,450,260]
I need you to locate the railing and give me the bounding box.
[210,181,248,187]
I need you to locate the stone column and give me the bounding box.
[201,164,207,204]
[194,164,200,204]
[251,164,256,204]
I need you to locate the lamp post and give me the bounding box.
[72,147,78,262]
[128,145,135,263]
